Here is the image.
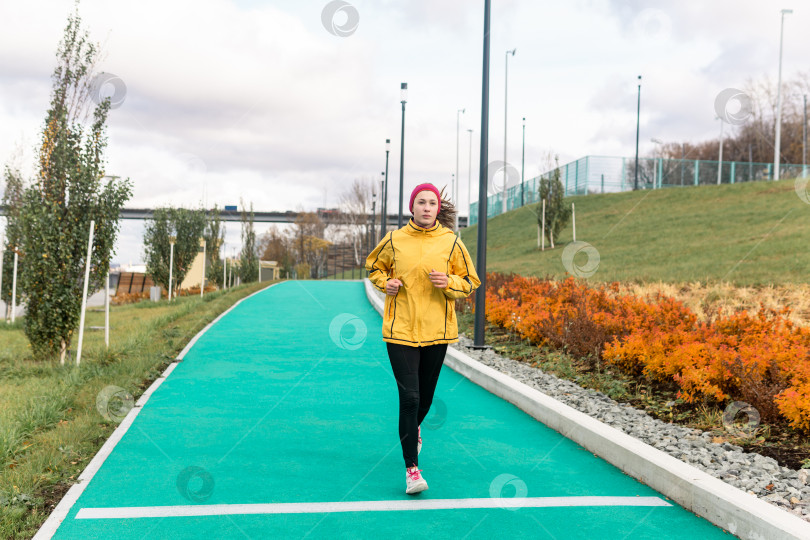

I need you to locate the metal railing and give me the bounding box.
[470,156,809,225]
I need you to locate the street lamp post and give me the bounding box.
[467,128,473,224]
[635,75,642,190]
[474,0,492,350]
[521,117,526,207]
[232,248,237,285]
[398,83,408,229]
[379,175,385,239]
[382,139,390,240]
[371,191,376,254]
[717,117,725,185]
[774,8,793,181]
[749,143,754,181]
[651,138,663,188]
[503,47,516,213]
[455,108,465,232]
[450,173,455,232]
[802,94,807,178]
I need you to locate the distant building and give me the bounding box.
[260,260,280,281]
[180,250,207,290]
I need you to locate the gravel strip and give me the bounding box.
[451,333,810,522]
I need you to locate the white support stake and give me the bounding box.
[201,241,206,298]
[572,202,576,242]
[76,220,95,366]
[0,241,4,322]
[105,271,110,347]
[168,242,174,302]
[541,199,546,251]
[11,250,18,324]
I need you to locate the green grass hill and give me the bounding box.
[459,178,809,287]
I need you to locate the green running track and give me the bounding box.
[45,281,734,539]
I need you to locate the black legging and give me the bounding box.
[386,342,448,468]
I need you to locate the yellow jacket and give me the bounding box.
[365,218,481,346]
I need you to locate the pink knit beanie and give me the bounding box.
[408,183,441,214]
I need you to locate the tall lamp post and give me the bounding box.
[635,75,642,190]
[467,128,474,225]
[521,117,526,207]
[370,190,376,255]
[382,139,390,240]
[803,94,807,177]
[450,174,455,232]
[379,174,385,240]
[716,117,725,185]
[398,83,408,229]
[503,47,516,213]
[651,137,663,188]
[455,108,465,232]
[774,8,793,181]
[232,248,237,285]
[474,0,492,350]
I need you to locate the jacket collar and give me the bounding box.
[406,217,442,235]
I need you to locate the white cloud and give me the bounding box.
[2,0,809,264]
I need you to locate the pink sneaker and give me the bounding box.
[405,467,428,494]
[417,425,422,455]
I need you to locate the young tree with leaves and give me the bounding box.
[16,9,132,361]
[258,225,294,279]
[534,157,571,249]
[289,210,327,279]
[204,205,226,288]
[238,199,258,283]
[1,166,25,320]
[143,207,207,294]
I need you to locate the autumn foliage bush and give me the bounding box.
[463,273,810,432]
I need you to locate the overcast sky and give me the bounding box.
[1,0,807,265]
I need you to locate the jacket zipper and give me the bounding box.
[417,231,423,345]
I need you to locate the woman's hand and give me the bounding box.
[428,269,449,289]
[386,278,403,295]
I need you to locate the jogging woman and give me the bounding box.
[364,183,481,495]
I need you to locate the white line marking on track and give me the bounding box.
[76,496,671,519]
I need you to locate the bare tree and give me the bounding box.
[660,72,810,168]
[338,177,376,267]
[258,225,293,278]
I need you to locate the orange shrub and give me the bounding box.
[478,272,810,432]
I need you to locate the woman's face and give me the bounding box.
[413,190,439,227]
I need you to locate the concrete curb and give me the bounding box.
[364,279,810,540]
